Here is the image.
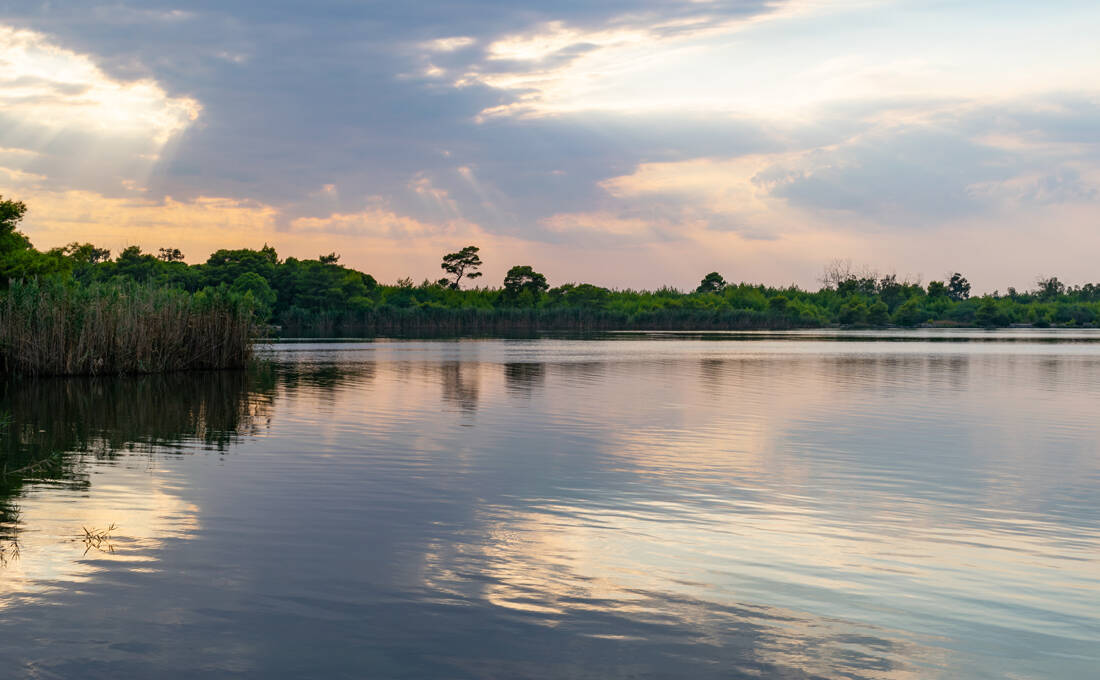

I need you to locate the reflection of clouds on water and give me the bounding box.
[0,465,201,604]
[419,502,930,679]
[0,368,279,599]
[2,338,1099,678]
[401,345,1100,677]
[604,357,1100,667]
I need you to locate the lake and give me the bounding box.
[1,331,1098,679]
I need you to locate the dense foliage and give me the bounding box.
[2,196,1100,336]
[0,198,256,375]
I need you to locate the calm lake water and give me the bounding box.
[1,331,1098,679]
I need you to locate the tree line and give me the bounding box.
[3,196,1100,333]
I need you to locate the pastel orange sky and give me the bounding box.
[1,1,1098,291]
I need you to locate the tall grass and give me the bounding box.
[0,280,257,376]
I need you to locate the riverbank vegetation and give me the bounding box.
[0,198,256,375]
[0,280,255,376]
[3,196,1100,352]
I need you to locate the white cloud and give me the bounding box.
[456,0,1100,121]
[0,24,201,195]
[0,25,200,145]
[290,204,446,237]
[542,211,660,237]
[424,36,476,52]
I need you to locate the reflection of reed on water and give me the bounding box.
[0,367,279,527]
[0,360,378,533]
[0,538,17,566]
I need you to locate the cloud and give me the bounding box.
[754,127,1010,224]
[0,1,795,210]
[463,11,782,120]
[542,211,662,238]
[424,36,477,53]
[0,1,1099,288]
[0,25,200,197]
[0,26,198,143]
[289,203,462,238]
[541,94,1100,262]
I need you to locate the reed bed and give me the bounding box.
[0,280,257,376]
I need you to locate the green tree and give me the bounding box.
[48,242,111,283]
[0,196,32,284]
[501,265,549,305]
[837,275,878,297]
[269,256,377,314]
[157,248,185,262]
[0,196,28,255]
[723,284,768,311]
[231,272,277,319]
[203,246,279,288]
[975,297,1002,327]
[892,297,926,327]
[113,246,161,282]
[0,198,76,284]
[948,273,971,301]
[54,242,111,264]
[876,274,907,309]
[867,300,890,325]
[440,245,483,290]
[838,298,869,325]
[927,280,948,299]
[696,272,727,294]
[547,283,610,309]
[1034,276,1065,301]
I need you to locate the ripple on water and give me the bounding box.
[2,335,1099,679]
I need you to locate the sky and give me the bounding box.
[0,0,1098,290]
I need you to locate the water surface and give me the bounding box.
[1,332,1098,678]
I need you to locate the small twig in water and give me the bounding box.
[78,523,118,555]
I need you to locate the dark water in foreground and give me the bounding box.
[1,331,1098,679]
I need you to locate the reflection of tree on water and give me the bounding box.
[0,361,377,527]
[0,360,376,563]
[548,360,606,386]
[697,358,728,396]
[441,361,480,412]
[0,368,278,537]
[276,361,376,394]
[503,362,545,397]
